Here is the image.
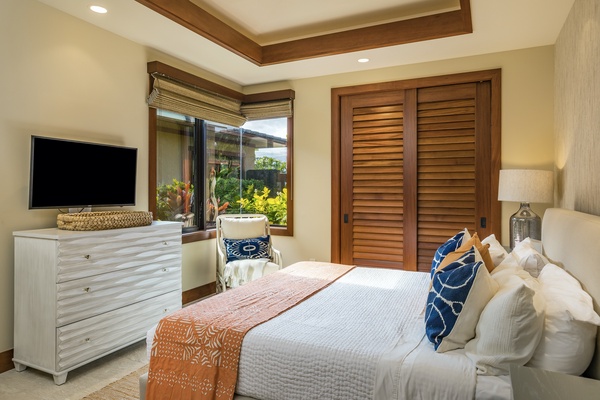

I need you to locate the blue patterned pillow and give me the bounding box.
[223,235,271,263]
[425,247,498,353]
[430,229,470,278]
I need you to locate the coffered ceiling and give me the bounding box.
[36,0,575,86]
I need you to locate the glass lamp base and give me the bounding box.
[509,202,541,250]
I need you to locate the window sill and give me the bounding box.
[181,225,291,244]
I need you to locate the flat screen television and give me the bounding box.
[29,136,138,209]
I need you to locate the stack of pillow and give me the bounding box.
[425,231,600,376]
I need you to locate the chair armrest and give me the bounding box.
[217,242,227,268]
[216,240,228,293]
[271,247,283,268]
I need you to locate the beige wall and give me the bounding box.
[0,0,556,353]
[0,0,239,353]
[555,0,600,214]
[256,45,555,259]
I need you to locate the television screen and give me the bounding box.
[29,136,138,209]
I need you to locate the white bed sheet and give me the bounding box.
[402,336,511,400]
[146,267,511,400]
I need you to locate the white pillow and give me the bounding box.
[465,273,545,375]
[491,254,534,283]
[511,238,549,278]
[527,263,600,375]
[481,234,509,267]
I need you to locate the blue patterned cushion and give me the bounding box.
[430,229,470,278]
[425,247,498,353]
[223,235,271,263]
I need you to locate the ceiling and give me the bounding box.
[36,0,575,86]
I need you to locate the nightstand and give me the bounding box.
[510,365,600,399]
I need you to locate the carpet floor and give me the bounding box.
[0,341,148,400]
[82,365,147,400]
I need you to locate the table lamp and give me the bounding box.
[498,169,554,249]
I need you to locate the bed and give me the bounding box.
[140,208,600,399]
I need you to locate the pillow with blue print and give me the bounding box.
[425,246,498,353]
[223,235,271,263]
[430,228,471,278]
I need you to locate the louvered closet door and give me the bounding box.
[340,92,405,268]
[336,75,497,271]
[415,82,491,271]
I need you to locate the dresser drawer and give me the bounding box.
[56,290,181,371]
[56,260,181,326]
[56,227,181,283]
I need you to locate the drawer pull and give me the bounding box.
[84,338,91,343]
[163,308,168,313]
[162,268,168,272]
[82,287,91,293]
[163,241,168,245]
[84,255,91,260]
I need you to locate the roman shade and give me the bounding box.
[147,74,247,127]
[241,99,293,120]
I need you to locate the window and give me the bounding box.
[147,62,293,242]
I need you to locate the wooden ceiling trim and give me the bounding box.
[136,0,263,64]
[136,0,472,66]
[262,6,472,65]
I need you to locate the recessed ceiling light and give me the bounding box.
[358,58,370,63]
[90,5,108,14]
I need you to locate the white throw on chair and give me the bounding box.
[216,214,283,292]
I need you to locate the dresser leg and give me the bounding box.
[13,361,27,372]
[53,372,68,385]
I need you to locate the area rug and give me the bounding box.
[81,365,147,400]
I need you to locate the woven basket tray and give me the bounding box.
[57,211,153,231]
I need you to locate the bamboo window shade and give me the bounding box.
[147,74,247,127]
[147,74,294,126]
[241,99,293,120]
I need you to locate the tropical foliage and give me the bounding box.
[237,186,288,225]
[156,179,194,223]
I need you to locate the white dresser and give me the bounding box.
[12,221,182,385]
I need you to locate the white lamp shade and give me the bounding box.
[498,169,554,203]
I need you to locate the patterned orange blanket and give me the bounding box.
[146,261,355,400]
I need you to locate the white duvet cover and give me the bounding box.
[236,267,476,400]
[146,267,508,399]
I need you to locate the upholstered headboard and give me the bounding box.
[542,208,600,379]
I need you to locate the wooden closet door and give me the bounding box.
[340,91,406,268]
[333,70,500,271]
[415,81,492,272]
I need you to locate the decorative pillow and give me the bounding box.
[481,234,509,267]
[223,235,271,263]
[430,228,471,278]
[527,263,600,375]
[465,272,545,375]
[511,238,549,278]
[425,247,498,353]
[436,233,495,274]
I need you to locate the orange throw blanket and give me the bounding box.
[146,261,354,400]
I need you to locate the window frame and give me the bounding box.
[147,61,294,243]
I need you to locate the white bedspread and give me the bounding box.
[235,267,477,400]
